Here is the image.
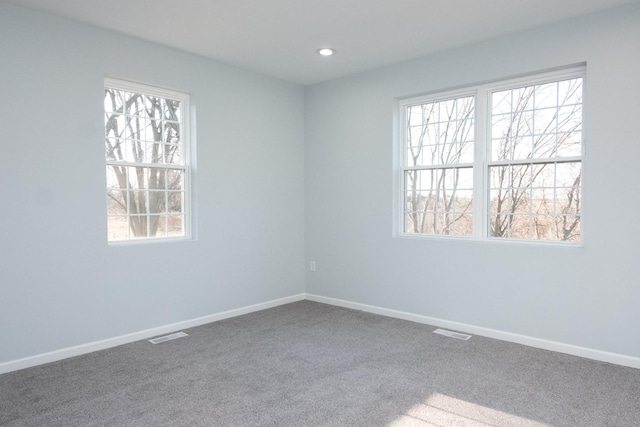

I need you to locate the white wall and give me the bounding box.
[0,4,305,364]
[305,4,640,359]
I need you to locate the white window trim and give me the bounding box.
[104,77,192,245]
[396,65,586,246]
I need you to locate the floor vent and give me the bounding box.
[433,328,472,340]
[149,332,188,344]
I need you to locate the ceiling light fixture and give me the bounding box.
[316,48,335,57]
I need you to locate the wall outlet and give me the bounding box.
[310,261,316,272]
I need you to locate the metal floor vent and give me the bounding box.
[433,328,472,340]
[149,332,188,344]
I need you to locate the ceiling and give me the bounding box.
[5,0,639,85]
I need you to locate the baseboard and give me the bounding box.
[0,293,306,375]
[305,293,640,370]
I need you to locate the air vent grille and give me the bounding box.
[433,328,472,340]
[148,332,188,344]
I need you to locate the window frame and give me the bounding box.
[397,65,585,246]
[104,77,192,244]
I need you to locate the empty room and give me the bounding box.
[1,0,639,425]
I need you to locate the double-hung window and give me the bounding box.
[104,78,191,243]
[399,66,584,244]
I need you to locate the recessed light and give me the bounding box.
[316,48,335,57]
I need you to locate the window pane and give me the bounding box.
[534,82,558,109]
[148,168,167,190]
[106,190,126,215]
[167,191,184,214]
[168,214,185,237]
[448,214,472,236]
[556,132,582,157]
[106,166,122,190]
[508,214,531,239]
[511,136,533,160]
[105,137,122,162]
[532,133,556,159]
[490,213,532,238]
[167,169,184,190]
[557,105,582,133]
[104,112,126,139]
[149,215,167,237]
[107,216,129,241]
[555,162,581,188]
[164,122,181,145]
[533,108,557,135]
[148,191,166,214]
[163,99,182,122]
[164,144,182,165]
[104,89,124,113]
[532,215,555,240]
[532,163,554,189]
[556,216,580,242]
[559,79,583,105]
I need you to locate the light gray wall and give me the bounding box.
[305,4,640,358]
[0,4,305,363]
[3,3,639,367]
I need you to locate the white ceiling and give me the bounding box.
[5,0,639,85]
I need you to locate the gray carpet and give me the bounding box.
[1,301,639,426]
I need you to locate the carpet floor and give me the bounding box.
[1,300,639,426]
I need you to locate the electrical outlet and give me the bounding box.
[310,261,316,272]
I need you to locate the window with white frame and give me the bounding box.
[104,78,190,242]
[399,66,584,243]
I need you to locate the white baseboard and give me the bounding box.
[0,293,306,375]
[305,293,640,370]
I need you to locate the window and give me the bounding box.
[104,78,190,242]
[399,66,584,244]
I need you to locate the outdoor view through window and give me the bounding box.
[104,79,189,242]
[401,68,583,243]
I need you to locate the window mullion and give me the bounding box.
[474,88,487,240]
[126,166,131,240]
